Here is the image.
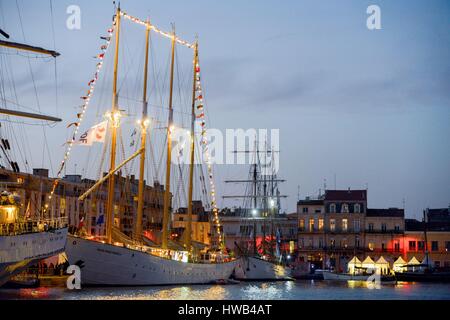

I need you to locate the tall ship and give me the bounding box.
[64,6,236,285]
[0,24,68,286]
[222,141,292,280]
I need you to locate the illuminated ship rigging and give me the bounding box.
[62,6,236,285]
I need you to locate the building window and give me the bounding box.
[298,238,304,249]
[309,218,315,232]
[354,203,360,213]
[315,209,321,213]
[353,220,360,232]
[330,219,336,232]
[368,223,374,232]
[330,203,336,213]
[409,241,416,251]
[330,239,335,248]
[60,198,66,214]
[394,225,400,232]
[381,243,386,252]
[445,241,450,252]
[342,239,348,248]
[318,219,324,231]
[368,242,374,251]
[341,203,349,213]
[355,238,360,248]
[431,241,438,252]
[381,223,387,232]
[342,219,348,232]
[418,241,425,251]
[394,242,400,252]
[302,207,308,213]
[319,238,324,248]
[298,219,305,231]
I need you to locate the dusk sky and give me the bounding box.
[0,0,449,219]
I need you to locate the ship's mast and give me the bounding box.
[253,144,258,255]
[134,19,151,243]
[185,41,198,253]
[161,28,176,250]
[105,7,121,244]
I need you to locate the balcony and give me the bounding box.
[365,229,403,234]
[298,228,359,234]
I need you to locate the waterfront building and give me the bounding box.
[0,168,166,239]
[297,189,368,270]
[297,189,407,271]
[297,188,450,271]
[404,208,450,268]
[172,201,211,245]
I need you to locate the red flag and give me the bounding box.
[78,216,85,229]
[195,66,200,73]
[196,95,203,101]
[97,53,105,59]
[196,113,204,119]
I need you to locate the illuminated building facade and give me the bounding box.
[297,189,450,271]
[0,168,166,239]
[172,201,211,245]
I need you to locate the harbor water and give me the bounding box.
[1,281,449,300]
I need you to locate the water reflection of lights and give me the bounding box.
[19,287,50,299]
[284,280,294,291]
[347,280,381,290]
[243,283,284,300]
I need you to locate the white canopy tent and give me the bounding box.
[393,256,407,273]
[362,256,376,272]
[375,256,390,275]
[408,256,421,272]
[347,256,362,274]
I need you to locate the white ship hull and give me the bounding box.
[0,227,68,286]
[322,271,370,281]
[65,235,237,286]
[233,256,292,281]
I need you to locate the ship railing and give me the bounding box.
[0,217,68,236]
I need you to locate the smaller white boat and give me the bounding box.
[233,256,292,281]
[322,270,396,284]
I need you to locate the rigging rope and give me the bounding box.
[45,17,117,211]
